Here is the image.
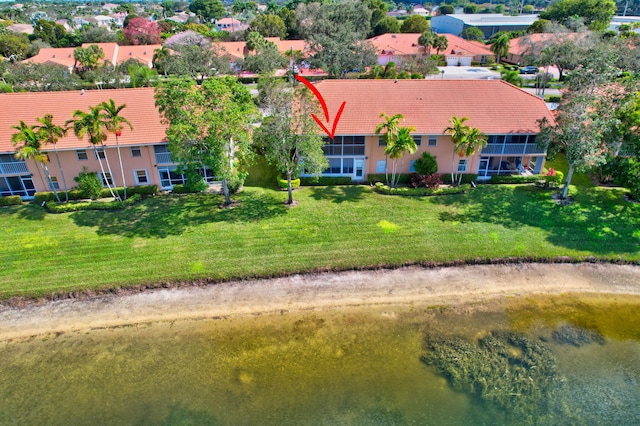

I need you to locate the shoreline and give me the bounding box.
[1,263,640,341]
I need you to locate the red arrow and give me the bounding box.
[296,74,346,139]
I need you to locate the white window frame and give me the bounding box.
[457,159,468,173]
[95,148,106,160]
[130,146,142,158]
[412,135,422,146]
[76,150,88,160]
[376,160,387,173]
[409,160,416,173]
[48,176,60,190]
[427,136,438,146]
[378,136,387,146]
[134,169,149,185]
[100,172,113,187]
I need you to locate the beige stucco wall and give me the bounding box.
[29,145,161,192]
[365,134,481,176]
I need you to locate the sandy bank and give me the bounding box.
[1,263,640,340]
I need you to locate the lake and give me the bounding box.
[1,292,639,425]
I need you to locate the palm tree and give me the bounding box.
[418,31,436,56]
[11,121,61,202]
[66,107,118,200]
[433,35,448,56]
[453,126,487,185]
[99,99,133,199]
[36,114,69,202]
[444,116,470,185]
[375,112,404,185]
[385,125,417,188]
[490,32,511,65]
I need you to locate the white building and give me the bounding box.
[431,14,539,38]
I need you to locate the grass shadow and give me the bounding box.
[433,184,640,255]
[309,185,369,204]
[0,203,47,220]
[69,190,288,238]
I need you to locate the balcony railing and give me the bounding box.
[155,152,173,164]
[481,143,546,155]
[0,161,29,175]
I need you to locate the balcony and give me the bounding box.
[481,143,546,156]
[155,152,173,164]
[0,161,29,175]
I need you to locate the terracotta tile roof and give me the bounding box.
[508,32,580,55]
[368,33,493,57]
[0,88,167,153]
[217,38,309,60]
[310,79,554,135]
[24,43,162,69]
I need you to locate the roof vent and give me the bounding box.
[391,34,396,38]
[81,89,85,95]
[52,54,56,58]
[144,51,147,55]
[129,52,132,55]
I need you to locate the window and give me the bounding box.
[409,160,416,172]
[457,159,468,172]
[376,160,386,173]
[412,135,422,146]
[130,147,142,158]
[427,136,438,146]
[95,149,106,160]
[322,135,365,156]
[48,176,60,190]
[76,150,88,160]
[324,158,341,174]
[378,136,387,146]
[134,169,148,184]
[100,172,113,187]
[342,158,354,174]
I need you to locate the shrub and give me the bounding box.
[366,173,412,185]
[544,168,564,185]
[374,182,470,196]
[74,167,102,200]
[99,185,159,199]
[414,152,438,176]
[277,176,300,189]
[45,194,141,213]
[410,173,442,189]
[226,173,245,195]
[441,174,478,185]
[546,95,561,103]
[0,195,22,206]
[172,184,200,194]
[299,176,352,186]
[489,175,545,184]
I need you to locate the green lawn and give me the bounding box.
[1,183,638,299]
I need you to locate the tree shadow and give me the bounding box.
[0,203,47,221]
[433,185,640,255]
[309,185,369,203]
[69,190,288,239]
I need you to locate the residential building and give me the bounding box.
[506,32,579,65]
[304,80,554,182]
[0,81,554,199]
[24,43,162,72]
[368,33,495,66]
[431,14,539,38]
[215,18,248,33]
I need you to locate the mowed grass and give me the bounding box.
[0,183,639,299]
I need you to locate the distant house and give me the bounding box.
[24,43,162,73]
[431,14,539,38]
[217,37,309,70]
[505,32,580,65]
[368,33,495,66]
[302,80,554,182]
[6,23,33,35]
[215,17,248,33]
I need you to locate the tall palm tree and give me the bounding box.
[453,126,487,185]
[385,125,417,188]
[36,114,69,202]
[99,99,133,199]
[66,107,118,200]
[11,121,61,202]
[375,112,404,185]
[444,116,470,185]
[418,31,436,56]
[490,33,511,65]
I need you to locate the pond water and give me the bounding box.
[1,294,639,425]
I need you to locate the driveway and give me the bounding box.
[432,66,502,80]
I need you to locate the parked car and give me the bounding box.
[519,66,539,74]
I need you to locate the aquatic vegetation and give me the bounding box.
[551,324,605,347]
[422,330,568,423]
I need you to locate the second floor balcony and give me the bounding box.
[0,161,29,176]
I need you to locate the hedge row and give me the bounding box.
[367,174,479,185]
[34,185,158,203]
[373,182,471,196]
[277,177,301,189]
[299,176,352,186]
[488,175,544,184]
[45,194,141,213]
[0,195,22,206]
